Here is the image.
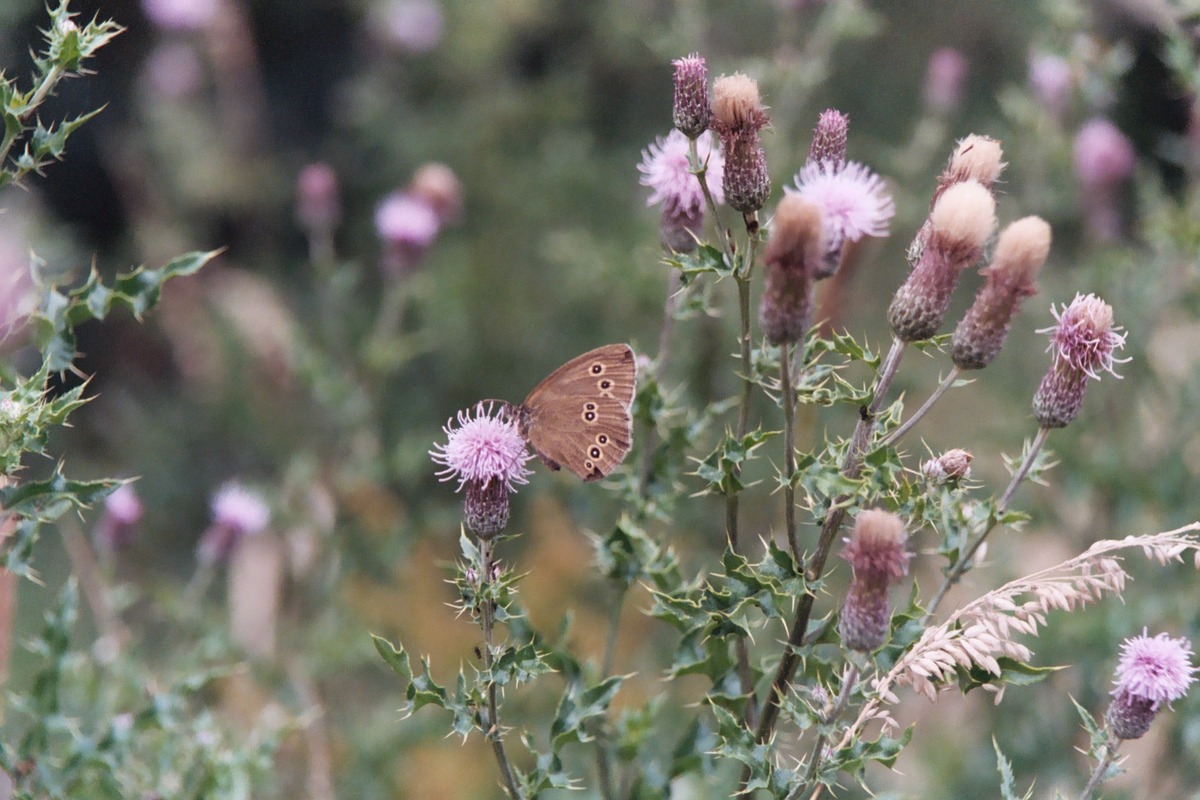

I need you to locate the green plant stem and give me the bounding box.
[753,337,906,747]
[781,344,801,564]
[924,426,1051,620]
[788,662,861,800]
[1078,736,1120,800]
[480,538,523,800]
[879,366,961,448]
[0,63,65,171]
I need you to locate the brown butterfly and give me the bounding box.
[509,344,637,482]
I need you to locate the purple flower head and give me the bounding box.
[106,484,144,527]
[430,401,533,493]
[296,162,341,233]
[1028,53,1073,118]
[1073,118,1135,190]
[923,47,968,113]
[672,54,712,139]
[371,0,444,54]
[1112,630,1197,708]
[1038,293,1128,380]
[95,484,144,551]
[212,482,271,536]
[789,160,894,250]
[141,0,219,32]
[376,192,440,248]
[638,130,723,216]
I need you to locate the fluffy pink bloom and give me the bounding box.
[375,192,440,248]
[789,160,894,248]
[212,482,270,535]
[923,47,968,113]
[638,130,723,216]
[1038,293,1128,380]
[1112,630,1197,707]
[1073,118,1136,190]
[430,402,532,492]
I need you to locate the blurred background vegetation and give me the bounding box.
[2,0,1200,797]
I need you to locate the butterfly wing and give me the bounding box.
[520,344,636,481]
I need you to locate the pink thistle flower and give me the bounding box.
[1074,118,1136,190]
[376,191,441,276]
[95,484,144,551]
[923,47,969,114]
[1028,53,1073,119]
[788,160,894,251]
[431,402,533,537]
[1033,293,1128,429]
[839,509,910,652]
[371,0,445,54]
[1107,630,1197,739]
[198,482,270,565]
[141,0,219,32]
[212,483,270,536]
[1039,293,1128,380]
[638,130,723,217]
[431,401,532,492]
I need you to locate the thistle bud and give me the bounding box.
[672,54,712,139]
[1106,630,1196,740]
[921,448,973,484]
[295,162,341,235]
[839,509,910,652]
[888,180,996,342]
[923,48,968,114]
[712,74,771,214]
[951,216,1050,370]
[935,135,1005,202]
[807,109,848,168]
[1032,293,1127,429]
[759,196,824,344]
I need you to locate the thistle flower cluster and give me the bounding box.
[430,401,533,537]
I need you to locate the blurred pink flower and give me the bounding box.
[638,129,723,216]
[1074,118,1136,189]
[143,43,206,100]
[376,192,440,248]
[788,160,894,248]
[1028,53,1073,119]
[198,482,270,565]
[923,47,968,113]
[142,0,220,32]
[96,484,144,551]
[296,162,341,233]
[372,0,444,54]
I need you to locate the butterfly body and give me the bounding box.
[515,344,637,482]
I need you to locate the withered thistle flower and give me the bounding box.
[807,109,848,167]
[921,448,973,484]
[888,180,996,342]
[839,509,910,652]
[711,73,770,214]
[934,134,1005,203]
[951,216,1050,370]
[759,196,824,345]
[1032,293,1127,429]
[430,401,533,537]
[672,53,712,139]
[1106,630,1196,740]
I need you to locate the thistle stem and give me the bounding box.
[925,426,1051,619]
[789,662,861,798]
[1078,736,1120,800]
[781,344,800,564]
[480,538,523,800]
[753,337,906,747]
[879,366,961,448]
